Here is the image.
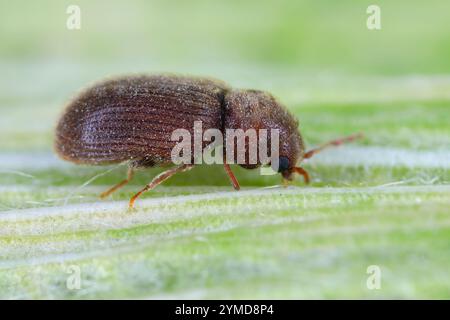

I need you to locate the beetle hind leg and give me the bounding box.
[100,167,134,199]
[129,164,194,208]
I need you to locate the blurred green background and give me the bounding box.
[0,0,449,299]
[2,0,450,73]
[2,0,450,152]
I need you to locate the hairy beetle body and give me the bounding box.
[55,74,361,207]
[55,75,228,167]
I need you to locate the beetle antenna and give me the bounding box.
[303,132,364,160]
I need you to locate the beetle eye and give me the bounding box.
[278,156,290,172]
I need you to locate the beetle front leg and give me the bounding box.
[293,167,310,184]
[129,164,193,208]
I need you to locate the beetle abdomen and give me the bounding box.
[55,75,228,165]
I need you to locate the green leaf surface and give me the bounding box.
[1,0,449,299]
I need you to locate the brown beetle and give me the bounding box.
[55,74,361,208]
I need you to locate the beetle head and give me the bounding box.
[224,89,307,182]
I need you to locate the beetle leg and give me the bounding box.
[223,163,240,190]
[293,167,310,184]
[100,167,134,199]
[129,164,193,208]
[303,132,364,159]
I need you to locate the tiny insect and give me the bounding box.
[55,74,361,208]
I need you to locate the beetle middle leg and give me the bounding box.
[100,167,134,199]
[129,164,194,208]
[223,163,240,190]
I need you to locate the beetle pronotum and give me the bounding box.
[55,74,362,208]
